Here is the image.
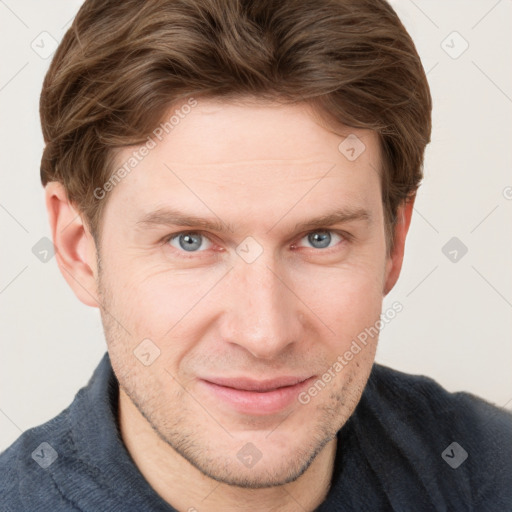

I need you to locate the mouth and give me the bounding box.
[198,375,315,415]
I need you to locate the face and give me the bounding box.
[96,97,391,488]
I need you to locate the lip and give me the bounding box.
[198,375,315,415]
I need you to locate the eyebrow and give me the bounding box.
[136,206,371,234]
[291,207,371,232]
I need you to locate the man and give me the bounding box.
[1,0,511,510]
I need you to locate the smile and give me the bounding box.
[198,376,315,415]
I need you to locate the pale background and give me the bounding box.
[1,1,511,452]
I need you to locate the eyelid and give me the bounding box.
[292,229,349,251]
[162,230,216,256]
[161,228,350,256]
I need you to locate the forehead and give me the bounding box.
[150,98,379,163]
[105,98,382,228]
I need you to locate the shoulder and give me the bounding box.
[368,363,512,438]
[357,363,512,508]
[0,398,81,511]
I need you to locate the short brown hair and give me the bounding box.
[40,0,431,253]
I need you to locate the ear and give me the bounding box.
[383,195,415,296]
[45,182,100,308]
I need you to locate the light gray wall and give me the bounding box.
[1,0,511,452]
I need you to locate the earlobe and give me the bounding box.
[383,196,415,296]
[45,182,100,308]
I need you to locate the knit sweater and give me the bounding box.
[1,352,511,511]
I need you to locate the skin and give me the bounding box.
[45,97,414,512]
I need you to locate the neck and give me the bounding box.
[118,387,336,512]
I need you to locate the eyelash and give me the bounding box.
[160,229,350,259]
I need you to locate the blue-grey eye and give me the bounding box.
[305,231,341,249]
[169,232,212,252]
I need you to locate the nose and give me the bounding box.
[219,256,302,360]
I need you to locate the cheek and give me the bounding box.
[294,263,385,344]
[109,260,228,342]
